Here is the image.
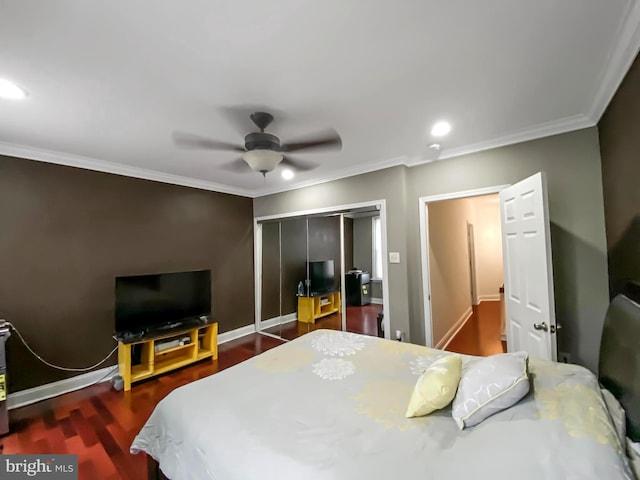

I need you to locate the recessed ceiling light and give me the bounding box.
[281,169,294,180]
[428,143,441,151]
[431,121,451,137]
[0,79,27,100]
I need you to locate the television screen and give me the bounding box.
[115,270,211,335]
[307,260,335,295]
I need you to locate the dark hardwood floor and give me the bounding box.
[263,303,383,340]
[4,301,490,480]
[2,333,284,480]
[3,306,383,479]
[445,301,506,357]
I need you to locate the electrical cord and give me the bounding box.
[4,320,118,372]
[90,366,119,387]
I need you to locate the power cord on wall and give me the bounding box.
[2,320,118,372]
[90,366,120,387]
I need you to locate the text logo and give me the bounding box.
[0,455,77,479]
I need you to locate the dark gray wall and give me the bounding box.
[599,52,640,299]
[0,155,254,392]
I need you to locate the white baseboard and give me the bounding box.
[259,312,298,330]
[218,324,256,344]
[9,323,263,411]
[8,365,118,411]
[257,331,289,342]
[371,297,383,305]
[478,294,501,302]
[435,307,473,350]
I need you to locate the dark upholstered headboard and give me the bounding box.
[599,294,640,442]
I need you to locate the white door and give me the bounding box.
[466,222,478,306]
[500,172,557,360]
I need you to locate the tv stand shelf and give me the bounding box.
[117,322,217,391]
[297,291,341,324]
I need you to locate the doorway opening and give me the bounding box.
[420,173,558,361]
[419,185,508,356]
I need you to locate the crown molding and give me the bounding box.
[587,0,640,122]
[3,0,640,202]
[415,113,595,164]
[0,141,254,198]
[0,109,593,200]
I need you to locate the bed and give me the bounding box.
[132,295,640,479]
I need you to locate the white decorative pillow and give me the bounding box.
[452,351,529,429]
[405,354,462,418]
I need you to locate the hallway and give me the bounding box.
[445,301,505,356]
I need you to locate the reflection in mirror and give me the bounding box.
[344,211,384,338]
[277,217,309,340]
[257,204,385,341]
[297,216,343,336]
[260,221,282,336]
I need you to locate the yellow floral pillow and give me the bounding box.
[405,354,462,418]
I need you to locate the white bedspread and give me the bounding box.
[132,329,633,479]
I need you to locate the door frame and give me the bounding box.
[467,222,478,306]
[418,185,509,347]
[254,199,391,339]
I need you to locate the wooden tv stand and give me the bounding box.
[297,291,341,324]
[117,322,218,391]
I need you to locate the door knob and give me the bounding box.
[533,322,548,332]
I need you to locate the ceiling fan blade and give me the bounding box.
[281,156,317,172]
[280,129,342,153]
[220,158,253,173]
[173,131,245,152]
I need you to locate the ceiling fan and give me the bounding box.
[173,111,342,177]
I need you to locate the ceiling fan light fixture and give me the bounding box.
[0,78,27,100]
[281,169,294,180]
[242,149,283,176]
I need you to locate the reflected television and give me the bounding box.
[307,260,335,295]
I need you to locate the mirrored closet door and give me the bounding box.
[259,220,284,338]
[278,217,309,340]
[304,215,343,335]
[257,206,385,341]
[259,217,314,339]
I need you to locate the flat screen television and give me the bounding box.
[307,260,335,295]
[115,270,211,335]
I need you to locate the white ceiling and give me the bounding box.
[1,1,639,197]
